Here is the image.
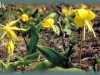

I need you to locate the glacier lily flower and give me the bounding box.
[42,18,54,29]
[0,18,26,41]
[61,6,73,17]
[5,40,14,56]
[74,8,96,40]
[21,14,29,22]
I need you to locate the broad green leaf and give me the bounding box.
[8,61,33,71]
[34,46,77,70]
[16,52,40,62]
[46,13,56,19]
[36,45,68,68]
[31,9,38,18]
[34,60,55,70]
[48,67,84,72]
[52,25,60,36]
[27,24,39,54]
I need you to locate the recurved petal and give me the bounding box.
[87,10,95,20]
[9,30,19,41]
[7,18,20,27]
[11,26,26,31]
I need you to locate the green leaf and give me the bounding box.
[35,21,43,30]
[8,61,33,71]
[61,46,78,57]
[0,60,6,71]
[23,52,40,61]
[48,67,84,72]
[34,60,54,70]
[94,64,98,72]
[63,17,72,35]
[52,25,60,36]
[46,13,56,19]
[16,56,24,62]
[36,45,68,68]
[31,9,38,18]
[63,28,72,35]
[34,46,77,70]
[95,54,100,64]
[27,24,39,54]
[0,29,3,37]
[63,17,70,29]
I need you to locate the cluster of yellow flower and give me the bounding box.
[0,14,29,56]
[42,4,96,40]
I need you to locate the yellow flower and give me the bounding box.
[38,8,43,14]
[74,9,96,40]
[42,18,54,29]
[80,4,87,9]
[74,9,95,27]
[61,6,73,17]
[0,19,26,41]
[21,14,29,22]
[6,40,14,56]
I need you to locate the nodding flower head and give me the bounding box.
[21,14,29,22]
[42,18,54,29]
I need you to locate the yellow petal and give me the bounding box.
[38,8,43,14]
[9,40,14,56]
[9,30,19,41]
[47,18,54,25]
[85,20,96,38]
[74,14,84,27]
[11,26,26,31]
[78,9,88,19]
[80,4,87,9]
[7,18,20,27]
[42,21,51,28]
[62,6,67,15]
[85,20,93,32]
[42,18,54,29]
[8,46,11,55]
[92,28,96,37]
[21,14,29,22]
[87,10,95,20]
[7,40,14,56]
[0,30,7,40]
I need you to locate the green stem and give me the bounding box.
[6,54,10,70]
[79,28,83,69]
[17,23,28,49]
